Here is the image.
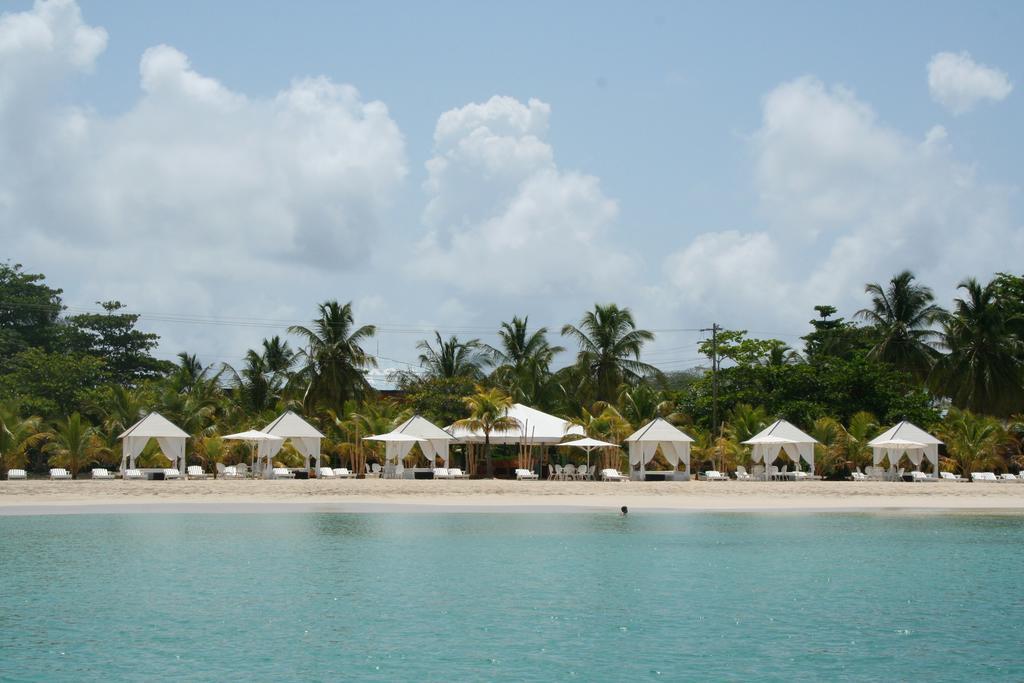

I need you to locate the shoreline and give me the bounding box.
[2,479,1023,515]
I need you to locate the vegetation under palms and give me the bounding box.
[453,387,520,478]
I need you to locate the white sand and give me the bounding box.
[1,478,1023,513]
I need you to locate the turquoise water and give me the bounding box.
[1,512,1022,682]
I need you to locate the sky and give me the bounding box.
[2,0,1022,379]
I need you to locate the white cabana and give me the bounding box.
[262,411,325,472]
[119,412,189,474]
[743,420,818,473]
[557,436,620,470]
[624,418,695,480]
[363,432,426,463]
[392,415,455,466]
[446,403,584,444]
[869,421,943,476]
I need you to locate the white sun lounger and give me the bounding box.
[49,468,71,480]
[7,469,27,480]
[999,473,1021,482]
[220,465,243,479]
[851,470,868,481]
[272,467,294,479]
[735,466,752,481]
[124,468,144,480]
[971,472,999,482]
[701,470,728,481]
[91,468,116,480]
[939,471,968,482]
[447,468,467,479]
[318,467,337,478]
[162,468,181,479]
[334,467,356,478]
[515,468,539,480]
[910,471,935,482]
[186,465,208,480]
[600,468,628,482]
[433,468,450,479]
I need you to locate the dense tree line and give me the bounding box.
[1,262,1023,479]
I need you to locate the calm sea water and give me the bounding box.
[0,511,1021,682]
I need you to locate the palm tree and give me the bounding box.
[810,416,844,476]
[195,435,226,478]
[561,304,658,402]
[933,278,1024,417]
[453,386,520,478]
[486,316,563,404]
[289,301,377,414]
[842,411,880,471]
[856,270,944,379]
[417,332,486,380]
[43,412,102,479]
[936,408,1007,476]
[0,403,50,479]
[617,384,686,427]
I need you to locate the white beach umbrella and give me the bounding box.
[557,436,619,470]
[223,430,284,476]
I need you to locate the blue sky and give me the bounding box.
[3,0,1022,374]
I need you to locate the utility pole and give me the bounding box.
[700,323,721,469]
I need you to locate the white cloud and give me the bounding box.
[658,76,1023,337]
[413,95,635,300]
[0,0,407,359]
[928,51,1013,115]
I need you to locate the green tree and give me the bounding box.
[561,303,658,403]
[393,374,477,427]
[856,270,943,379]
[453,386,520,478]
[417,332,486,380]
[289,301,377,414]
[0,348,106,418]
[936,408,1007,475]
[933,277,1024,417]
[43,412,102,479]
[842,411,880,471]
[486,316,563,404]
[0,263,64,363]
[0,403,51,478]
[62,301,170,384]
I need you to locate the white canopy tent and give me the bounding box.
[446,404,584,444]
[556,436,620,470]
[262,411,325,473]
[624,418,695,480]
[743,420,818,474]
[119,412,189,475]
[392,415,455,466]
[869,421,943,476]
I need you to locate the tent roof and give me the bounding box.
[393,415,454,441]
[625,417,695,443]
[223,430,284,442]
[118,412,189,440]
[869,421,942,447]
[742,419,817,445]
[263,411,324,439]
[447,403,584,443]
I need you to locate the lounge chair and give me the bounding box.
[447,468,467,479]
[851,470,868,481]
[910,471,934,482]
[49,468,71,480]
[162,468,181,479]
[186,465,208,480]
[600,468,628,482]
[91,468,115,480]
[7,469,27,480]
[515,468,539,480]
[971,472,999,482]
[221,465,243,479]
[337,467,357,478]
[318,467,337,479]
[939,471,967,482]
[735,466,751,481]
[433,468,450,479]
[272,467,294,479]
[124,468,144,480]
[999,473,1021,482]
[702,470,728,481]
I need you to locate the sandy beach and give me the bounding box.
[2,478,1023,514]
